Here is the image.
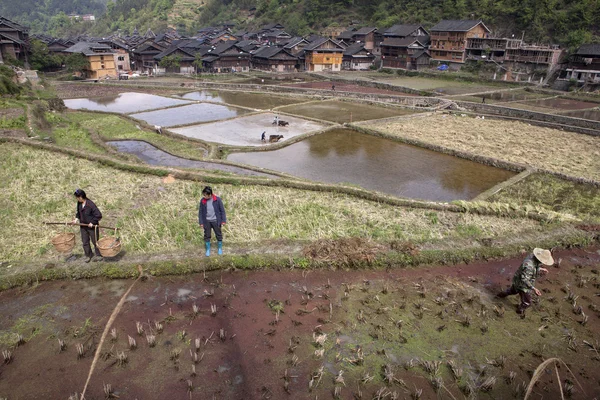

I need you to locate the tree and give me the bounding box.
[159,55,182,72]
[192,53,203,74]
[29,39,63,71]
[64,53,89,74]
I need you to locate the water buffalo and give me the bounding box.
[277,120,289,126]
[269,135,284,143]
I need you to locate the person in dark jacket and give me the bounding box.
[498,248,553,315]
[70,189,103,262]
[198,186,226,256]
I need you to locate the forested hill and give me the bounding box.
[0,0,106,33]
[4,0,600,50]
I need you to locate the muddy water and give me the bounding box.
[178,91,303,109]
[520,97,599,110]
[228,128,515,201]
[129,103,250,127]
[562,108,600,121]
[0,247,598,399]
[107,140,278,178]
[277,100,418,123]
[63,92,191,113]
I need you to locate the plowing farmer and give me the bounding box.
[498,248,554,315]
[70,189,103,263]
[198,186,226,257]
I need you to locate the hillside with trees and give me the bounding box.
[1,0,599,49]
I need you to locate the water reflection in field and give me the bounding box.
[228,129,515,201]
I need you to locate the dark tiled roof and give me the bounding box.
[343,42,372,56]
[576,44,600,57]
[354,27,377,35]
[384,24,423,37]
[430,20,489,32]
[412,50,430,59]
[304,37,344,51]
[337,30,355,40]
[63,42,115,56]
[381,37,424,48]
[0,16,28,32]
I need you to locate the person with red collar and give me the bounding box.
[198,186,226,256]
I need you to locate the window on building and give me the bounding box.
[101,64,105,69]
[118,56,125,61]
[100,56,104,61]
[118,65,123,70]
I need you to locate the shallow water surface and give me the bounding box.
[107,140,277,178]
[519,98,598,110]
[561,108,600,121]
[64,92,191,113]
[179,91,303,109]
[228,129,515,201]
[130,103,250,127]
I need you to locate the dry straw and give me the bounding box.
[523,357,584,400]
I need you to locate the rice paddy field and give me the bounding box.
[0,76,599,399]
[363,113,600,181]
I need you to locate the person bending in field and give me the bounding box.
[498,248,553,315]
[70,189,103,263]
[198,186,226,257]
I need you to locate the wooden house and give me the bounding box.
[429,20,490,64]
[381,37,429,69]
[130,40,166,74]
[304,38,344,72]
[0,17,29,65]
[251,46,298,72]
[63,42,117,80]
[98,38,131,73]
[342,43,375,70]
[212,42,251,72]
[560,44,600,83]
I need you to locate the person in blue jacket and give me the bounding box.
[198,186,226,256]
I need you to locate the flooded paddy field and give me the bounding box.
[452,90,550,104]
[64,92,191,114]
[0,246,598,399]
[129,103,251,127]
[177,90,305,109]
[171,113,327,147]
[276,100,419,124]
[517,97,599,110]
[107,140,278,177]
[561,108,600,121]
[228,128,515,201]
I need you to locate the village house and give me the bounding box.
[380,37,430,70]
[98,38,130,73]
[130,40,166,74]
[63,41,117,80]
[0,16,29,65]
[559,44,600,83]
[303,37,344,72]
[251,46,298,72]
[429,20,490,65]
[342,42,375,70]
[211,42,251,72]
[282,37,309,55]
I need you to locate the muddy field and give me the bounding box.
[0,247,598,399]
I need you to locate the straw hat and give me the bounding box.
[533,248,554,266]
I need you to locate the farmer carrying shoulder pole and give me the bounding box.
[198,186,226,257]
[498,248,554,315]
[70,189,103,263]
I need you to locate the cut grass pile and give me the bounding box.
[489,173,600,223]
[0,143,546,261]
[64,112,208,160]
[365,113,600,181]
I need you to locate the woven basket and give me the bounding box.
[51,232,76,253]
[97,228,121,258]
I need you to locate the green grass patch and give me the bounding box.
[0,143,553,262]
[64,112,207,160]
[489,173,600,223]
